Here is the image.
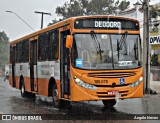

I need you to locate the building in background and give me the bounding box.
[118,1,143,40]
[118,1,160,81]
[150,2,160,81]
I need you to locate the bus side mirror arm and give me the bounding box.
[66,35,73,49]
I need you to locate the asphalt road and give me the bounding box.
[0,77,160,123]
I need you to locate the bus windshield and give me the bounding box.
[72,33,142,70]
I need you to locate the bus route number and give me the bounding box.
[94,80,108,84]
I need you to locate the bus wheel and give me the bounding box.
[21,83,35,98]
[52,84,68,108]
[52,84,58,107]
[102,99,116,107]
[52,84,62,108]
[20,82,27,97]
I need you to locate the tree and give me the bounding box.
[0,31,9,70]
[118,0,130,11]
[151,54,159,66]
[48,19,59,26]
[149,5,160,19]
[149,5,160,30]
[150,6,158,19]
[56,0,88,19]
[48,0,130,26]
[86,0,119,15]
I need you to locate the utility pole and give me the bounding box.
[35,11,51,29]
[143,0,150,94]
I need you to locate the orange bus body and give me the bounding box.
[8,15,143,105]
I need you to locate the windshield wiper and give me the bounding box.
[109,35,114,69]
[134,38,138,60]
[117,39,120,60]
[90,30,103,62]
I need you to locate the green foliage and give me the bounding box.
[0,31,9,69]
[150,6,158,19]
[151,54,159,66]
[56,0,88,19]
[48,19,59,26]
[48,0,130,26]
[118,0,130,11]
[86,0,116,15]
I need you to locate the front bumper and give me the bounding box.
[70,82,143,101]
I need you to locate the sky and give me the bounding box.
[0,0,160,41]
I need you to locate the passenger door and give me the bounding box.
[30,40,38,92]
[60,29,71,98]
[10,45,16,87]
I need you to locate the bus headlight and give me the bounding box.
[73,76,97,90]
[129,76,143,87]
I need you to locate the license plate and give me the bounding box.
[107,90,119,95]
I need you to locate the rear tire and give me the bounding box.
[102,99,116,107]
[20,82,28,97]
[52,84,70,108]
[20,80,35,98]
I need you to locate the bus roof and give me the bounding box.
[10,15,139,45]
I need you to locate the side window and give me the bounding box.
[21,40,29,62]
[38,33,49,61]
[48,29,58,60]
[16,42,22,63]
[15,40,29,63]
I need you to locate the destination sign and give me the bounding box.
[95,21,121,28]
[74,18,139,30]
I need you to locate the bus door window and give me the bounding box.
[10,45,16,87]
[30,40,37,91]
[61,30,70,96]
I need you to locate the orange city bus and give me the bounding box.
[9,15,143,108]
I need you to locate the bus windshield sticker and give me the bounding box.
[120,78,125,85]
[76,58,82,67]
[118,61,133,66]
[101,34,108,39]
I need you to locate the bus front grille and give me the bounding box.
[97,94,128,98]
[97,90,129,94]
[94,84,129,87]
[96,90,129,98]
[87,72,136,78]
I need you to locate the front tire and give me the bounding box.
[52,84,70,108]
[102,99,116,107]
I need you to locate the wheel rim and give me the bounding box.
[21,85,24,94]
[53,88,59,106]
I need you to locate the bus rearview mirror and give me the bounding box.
[66,35,73,48]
